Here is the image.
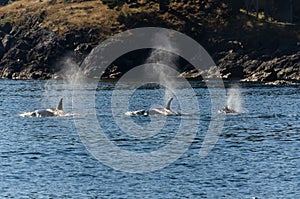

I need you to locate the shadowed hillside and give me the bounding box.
[0,0,299,82]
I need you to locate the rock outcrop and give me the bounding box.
[0,1,299,83]
[0,20,64,79]
[0,19,100,79]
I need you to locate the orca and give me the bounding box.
[218,106,238,114]
[20,98,66,117]
[125,109,148,116]
[125,97,181,116]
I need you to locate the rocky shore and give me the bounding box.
[182,44,300,82]
[0,19,99,80]
[1,20,299,83]
[0,0,299,83]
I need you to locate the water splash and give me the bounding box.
[226,85,244,113]
[55,56,84,84]
[145,31,179,105]
[43,55,85,112]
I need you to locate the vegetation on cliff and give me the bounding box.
[0,0,299,81]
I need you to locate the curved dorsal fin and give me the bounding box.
[57,98,63,110]
[166,97,173,110]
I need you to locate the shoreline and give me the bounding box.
[1,75,299,86]
[0,1,299,83]
[0,22,298,82]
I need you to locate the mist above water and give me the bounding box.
[44,55,85,112]
[145,31,179,104]
[226,85,244,113]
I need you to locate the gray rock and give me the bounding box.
[243,69,277,82]
[265,80,297,85]
[179,69,203,80]
[2,34,14,51]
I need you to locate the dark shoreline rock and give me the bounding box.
[0,21,299,83]
[0,20,99,80]
[0,19,64,79]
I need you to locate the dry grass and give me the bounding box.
[45,1,117,33]
[0,0,118,35]
[1,0,297,43]
[0,0,48,22]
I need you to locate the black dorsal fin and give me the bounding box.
[166,97,173,110]
[57,98,63,110]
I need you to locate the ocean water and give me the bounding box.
[0,80,299,198]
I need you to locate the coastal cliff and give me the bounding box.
[0,0,299,82]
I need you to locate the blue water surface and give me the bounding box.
[0,80,299,198]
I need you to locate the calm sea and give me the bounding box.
[0,80,299,198]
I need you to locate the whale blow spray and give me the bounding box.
[226,86,243,113]
[44,55,85,112]
[145,31,179,103]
